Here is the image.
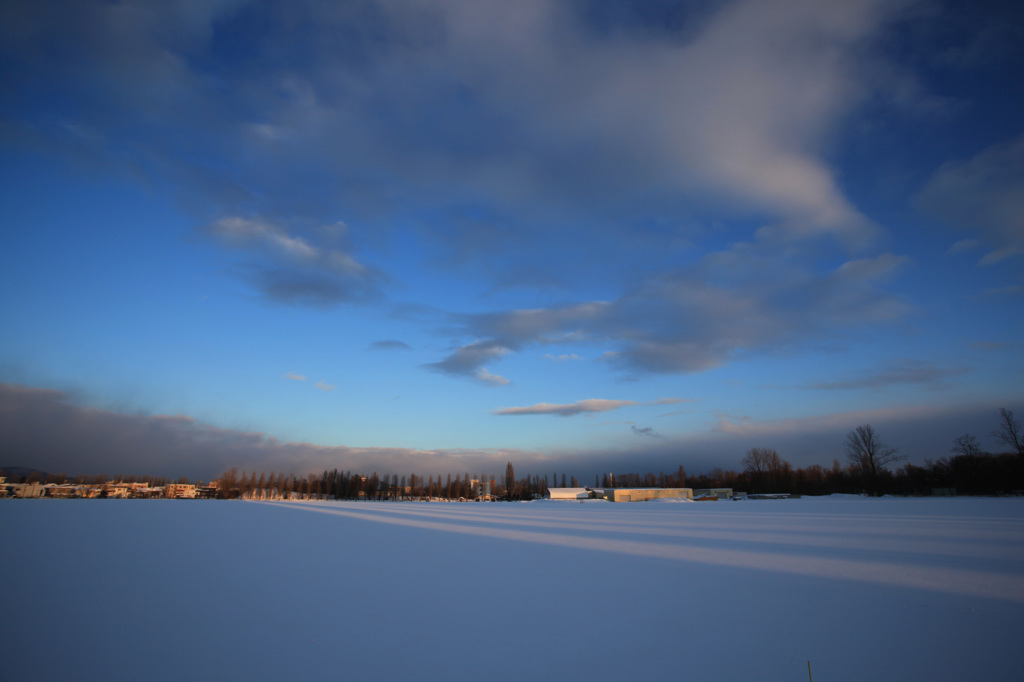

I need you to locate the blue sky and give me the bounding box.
[1,0,1022,481]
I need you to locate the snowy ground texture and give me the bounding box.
[3,496,1023,681]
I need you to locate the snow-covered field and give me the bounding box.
[2,496,1022,681]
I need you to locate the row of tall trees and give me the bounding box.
[214,465,554,501]
[594,466,688,490]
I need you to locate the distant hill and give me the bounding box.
[0,466,50,482]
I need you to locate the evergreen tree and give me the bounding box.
[505,462,515,501]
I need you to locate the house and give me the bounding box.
[603,488,693,502]
[135,486,165,498]
[195,481,219,499]
[164,483,196,499]
[472,477,494,500]
[103,483,130,499]
[47,484,82,498]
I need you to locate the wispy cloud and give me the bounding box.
[424,340,513,386]
[283,372,307,382]
[917,133,1024,265]
[432,249,909,380]
[543,353,584,362]
[474,368,511,387]
[631,425,661,438]
[370,340,412,351]
[493,397,687,418]
[315,380,336,392]
[948,239,981,255]
[494,399,638,417]
[805,360,968,391]
[210,216,321,261]
[208,216,384,306]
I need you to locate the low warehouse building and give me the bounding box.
[546,487,591,500]
[604,488,693,502]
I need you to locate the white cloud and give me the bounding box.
[833,253,908,281]
[315,380,336,391]
[445,0,891,243]
[474,368,510,386]
[190,0,899,258]
[209,215,369,276]
[210,216,319,260]
[493,397,686,418]
[283,372,307,382]
[494,399,638,417]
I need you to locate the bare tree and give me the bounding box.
[743,447,787,491]
[217,468,239,499]
[951,433,982,458]
[845,425,902,489]
[993,408,1024,457]
[743,447,781,475]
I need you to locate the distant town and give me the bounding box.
[0,476,219,500]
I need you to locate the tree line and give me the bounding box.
[7,409,1021,500]
[692,408,1024,497]
[209,410,1022,501]
[0,471,179,487]
[213,465,558,501]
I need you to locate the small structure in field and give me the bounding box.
[692,488,734,500]
[546,487,590,500]
[603,488,693,502]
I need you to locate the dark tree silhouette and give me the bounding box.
[993,408,1024,457]
[845,424,902,493]
[505,462,515,501]
[951,433,983,458]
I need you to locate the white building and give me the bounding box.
[546,487,590,500]
[165,483,197,499]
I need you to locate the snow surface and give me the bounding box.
[2,496,1022,681]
